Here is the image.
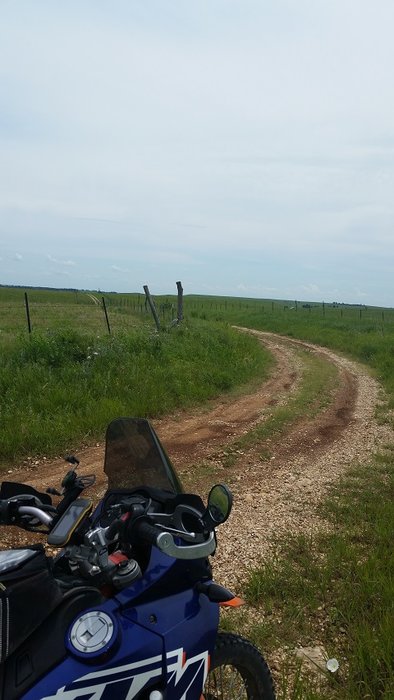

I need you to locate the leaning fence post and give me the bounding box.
[24,292,32,334]
[176,281,183,323]
[102,297,111,334]
[143,285,161,331]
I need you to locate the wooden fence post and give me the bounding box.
[24,292,32,334]
[176,281,183,323]
[102,297,111,334]
[143,285,161,331]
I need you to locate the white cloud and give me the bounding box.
[47,254,76,266]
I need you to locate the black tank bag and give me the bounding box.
[0,545,62,662]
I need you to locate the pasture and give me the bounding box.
[0,286,272,463]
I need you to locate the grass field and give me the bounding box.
[0,287,273,464]
[4,287,394,399]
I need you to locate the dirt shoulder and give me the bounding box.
[1,331,392,576]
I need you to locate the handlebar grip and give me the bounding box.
[134,520,161,546]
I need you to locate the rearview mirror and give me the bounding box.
[207,484,233,525]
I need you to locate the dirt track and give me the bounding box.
[1,330,392,582]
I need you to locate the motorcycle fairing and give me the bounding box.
[114,546,212,609]
[21,589,217,700]
[21,618,164,700]
[35,646,209,700]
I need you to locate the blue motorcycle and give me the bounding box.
[0,418,275,699]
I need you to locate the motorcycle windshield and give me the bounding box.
[104,417,183,494]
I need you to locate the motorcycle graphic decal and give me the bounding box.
[42,647,209,700]
[166,648,209,699]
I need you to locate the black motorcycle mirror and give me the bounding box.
[203,484,233,530]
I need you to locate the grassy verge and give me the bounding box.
[224,454,394,699]
[0,321,272,465]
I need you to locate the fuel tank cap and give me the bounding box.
[69,611,117,656]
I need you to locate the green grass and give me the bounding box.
[180,295,394,412]
[3,287,394,408]
[0,288,149,347]
[225,455,394,699]
[0,320,272,464]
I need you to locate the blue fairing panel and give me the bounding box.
[22,589,218,700]
[21,618,164,700]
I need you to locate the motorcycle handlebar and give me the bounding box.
[0,497,216,561]
[0,499,53,527]
[19,506,53,526]
[132,518,217,560]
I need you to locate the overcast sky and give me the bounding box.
[1,1,393,306]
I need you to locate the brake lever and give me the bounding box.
[156,531,216,560]
[155,523,197,541]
